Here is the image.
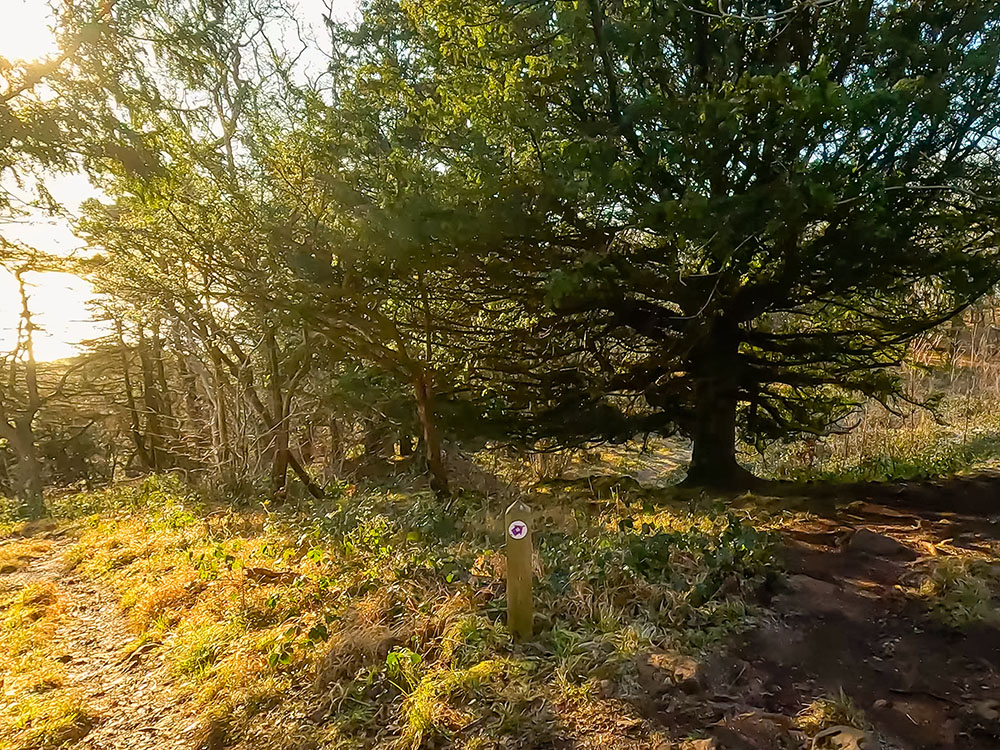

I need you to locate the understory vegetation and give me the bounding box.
[5,463,1000,747]
[1,476,778,749]
[755,394,1000,483]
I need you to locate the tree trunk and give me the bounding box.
[288,452,323,498]
[138,331,166,471]
[265,327,289,496]
[326,417,342,481]
[116,320,152,470]
[11,420,44,519]
[412,367,449,498]
[682,322,757,489]
[175,347,208,466]
[211,359,232,477]
[684,380,755,488]
[151,323,179,446]
[7,270,44,517]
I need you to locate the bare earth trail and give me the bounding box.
[1,529,191,750]
[629,474,1000,749]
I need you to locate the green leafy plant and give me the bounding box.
[911,558,998,628]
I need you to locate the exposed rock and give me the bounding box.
[635,651,704,696]
[846,529,916,559]
[781,574,859,617]
[974,699,999,721]
[673,656,703,694]
[811,725,873,750]
[786,573,841,598]
[682,739,718,750]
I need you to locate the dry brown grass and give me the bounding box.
[0,475,776,750]
[0,578,96,750]
[0,537,54,574]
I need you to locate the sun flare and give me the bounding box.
[0,5,103,362]
[0,1,58,64]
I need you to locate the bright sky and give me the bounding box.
[0,0,356,361]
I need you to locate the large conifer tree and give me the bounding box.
[337,0,1000,486]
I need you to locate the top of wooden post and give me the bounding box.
[505,499,531,517]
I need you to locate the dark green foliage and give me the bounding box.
[540,511,775,614]
[333,0,1000,484]
[11,0,1000,501]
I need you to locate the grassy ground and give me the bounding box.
[0,532,96,749]
[6,471,1000,748]
[751,395,1000,483]
[0,476,778,749]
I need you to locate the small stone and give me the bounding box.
[670,656,703,693]
[974,699,999,721]
[812,725,871,749]
[683,739,717,750]
[637,651,704,695]
[872,698,890,710]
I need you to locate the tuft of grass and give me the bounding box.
[5,692,95,750]
[0,537,53,574]
[909,557,998,628]
[399,658,533,749]
[796,689,869,735]
[1,582,64,667]
[439,615,511,669]
[170,620,238,677]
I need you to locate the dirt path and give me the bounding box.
[629,480,1000,749]
[753,503,1000,750]
[2,530,191,750]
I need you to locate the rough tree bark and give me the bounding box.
[150,321,180,450]
[7,419,43,518]
[137,329,167,471]
[684,379,756,488]
[0,270,46,518]
[413,366,449,498]
[115,319,152,470]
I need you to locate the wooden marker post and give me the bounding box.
[504,499,533,641]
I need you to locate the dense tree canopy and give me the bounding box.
[5,0,1000,513]
[320,0,1000,485]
